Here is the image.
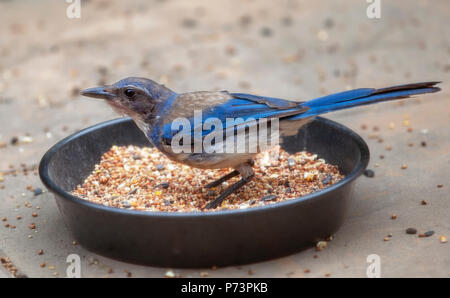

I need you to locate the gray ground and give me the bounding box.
[0,0,449,278]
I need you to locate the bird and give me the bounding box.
[81,78,440,209]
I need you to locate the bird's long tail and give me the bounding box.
[290,82,441,120]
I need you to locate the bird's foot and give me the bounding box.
[203,174,254,210]
[204,170,240,189]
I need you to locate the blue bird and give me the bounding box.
[81,78,440,209]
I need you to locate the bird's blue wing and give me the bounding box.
[160,92,307,144]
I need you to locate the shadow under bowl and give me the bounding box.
[39,117,369,268]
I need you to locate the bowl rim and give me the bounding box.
[39,117,370,218]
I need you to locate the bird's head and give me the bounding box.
[81,77,174,121]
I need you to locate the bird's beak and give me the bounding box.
[80,86,114,100]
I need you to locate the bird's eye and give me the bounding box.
[124,88,136,99]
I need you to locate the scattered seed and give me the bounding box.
[38,249,44,255]
[33,188,43,196]
[440,235,448,243]
[282,16,293,26]
[437,184,443,188]
[391,214,397,220]
[406,228,417,234]
[32,212,38,217]
[421,200,428,205]
[261,195,277,201]
[420,141,427,147]
[121,201,131,208]
[21,136,33,144]
[165,270,176,278]
[200,271,209,277]
[316,241,327,251]
[324,17,334,28]
[1,217,6,222]
[10,137,19,145]
[239,15,252,26]
[364,169,375,178]
[287,157,296,168]
[383,237,389,241]
[29,223,36,229]
[419,230,434,238]
[181,18,196,28]
[401,164,407,170]
[40,262,46,268]
[304,269,310,273]
[322,174,332,185]
[423,230,435,237]
[260,27,272,37]
[155,182,170,189]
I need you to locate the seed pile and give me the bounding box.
[71,145,344,212]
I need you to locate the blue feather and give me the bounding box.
[161,82,441,142]
[161,97,303,140]
[289,83,441,120]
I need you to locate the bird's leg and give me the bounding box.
[203,161,255,210]
[204,170,240,189]
[203,174,254,209]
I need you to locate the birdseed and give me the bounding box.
[71,145,344,212]
[406,228,417,235]
[364,169,375,178]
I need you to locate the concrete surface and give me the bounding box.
[0,0,449,277]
